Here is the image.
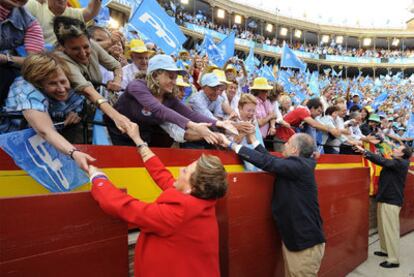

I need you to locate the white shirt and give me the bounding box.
[121,63,140,89]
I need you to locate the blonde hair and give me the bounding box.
[190,155,228,200]
[21,53,70,89]
[238,93,257,108]
[146,70,178,98]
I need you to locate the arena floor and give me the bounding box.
[347,231,414,277]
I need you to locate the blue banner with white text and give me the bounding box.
[129,0,187,54]
[0,129,89,192]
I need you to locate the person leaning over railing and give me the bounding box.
[105,54,237,147]
[88,122,227,277]
[0,0,44,104]
[52,16,131,134]
[0,52,95,171]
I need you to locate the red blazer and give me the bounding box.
[91,156,220,277]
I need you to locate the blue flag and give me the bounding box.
[79,0,112,7]
[406,112,414,138]
[258,64,276,82]
[309,72,320,97]
[244,47,256,75]
[0,129,89,192]
[201,34,224,67]
[281,44,306,72]
[371,91,388,110]
[129,0,186,54]
[216,32,235,67]
[278,70,293,92]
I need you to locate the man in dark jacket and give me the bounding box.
[219,132,326,276]
[355,144,412,268]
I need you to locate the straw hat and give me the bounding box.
[250,77,273,90]
[212,69,231,84]
[176,75,190,87]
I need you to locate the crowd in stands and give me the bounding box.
[170,4,414,59]
[1,0,414,173]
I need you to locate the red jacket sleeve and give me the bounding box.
[91,177,184,236]
[144,156,176,191]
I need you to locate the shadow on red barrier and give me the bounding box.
[0,192,129,277]
[217,168,370,277]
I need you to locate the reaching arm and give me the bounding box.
[23,110,95,171]
[303,116,341,137]
[90,176,184,236]
[82,0,102,22]
[125,123,176,191]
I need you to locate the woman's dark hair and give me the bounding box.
[325,106,339,116]
[53,16,89,46]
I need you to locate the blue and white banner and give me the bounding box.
[216,32,235,67]
[129,0,186,54]
[0,129,89,192]
[281,44,306,72]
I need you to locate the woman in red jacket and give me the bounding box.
[88,123,228,277]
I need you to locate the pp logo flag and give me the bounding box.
[129,0,186,54]
[0,128,89,192]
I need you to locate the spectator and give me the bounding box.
[320,106,341,154]
[219,132,326,276]
[355,144,412,268]
[0,0,44,102]
[188,72,227,120]
[176,74,191,100]
[53,16,131,133]
[276,98,341,143]
[250,77,276,139]
[89,122,227,277]
[106,55,234,147]
[26,0,101,45]
[0,53,94,170]
[121,39,153,89]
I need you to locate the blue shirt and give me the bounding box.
[188,90,225,119]
[0,77,84,133]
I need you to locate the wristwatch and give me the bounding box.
[95,98,109,108]
[4,53,13,66]
[136,142,148,149]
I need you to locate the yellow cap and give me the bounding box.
[128,39,153,55]
[225,64,237,74]
[212,69,231,84]
[364,105,374,113]
[250,77,273,90]
[176,75,190,87]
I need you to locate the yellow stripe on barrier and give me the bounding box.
[316,163,364,170]
[0,165,245,201]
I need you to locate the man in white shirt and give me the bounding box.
[121,39,152,89]
[26,0,101,45]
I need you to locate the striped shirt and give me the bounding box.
[0,4,44,53]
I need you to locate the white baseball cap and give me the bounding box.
[147,54,182,74]
[200,73,222,87]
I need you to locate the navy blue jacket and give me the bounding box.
[238,144,326,251]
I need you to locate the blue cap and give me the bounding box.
[147,54,181,74]
[200,73,221,87]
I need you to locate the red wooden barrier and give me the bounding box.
[217,168,370,277]
[400,172,414,235]
[0,192,129,277]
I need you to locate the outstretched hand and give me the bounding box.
[72,151,96,172]
[217,120,239,136]
[352,145,365,153]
